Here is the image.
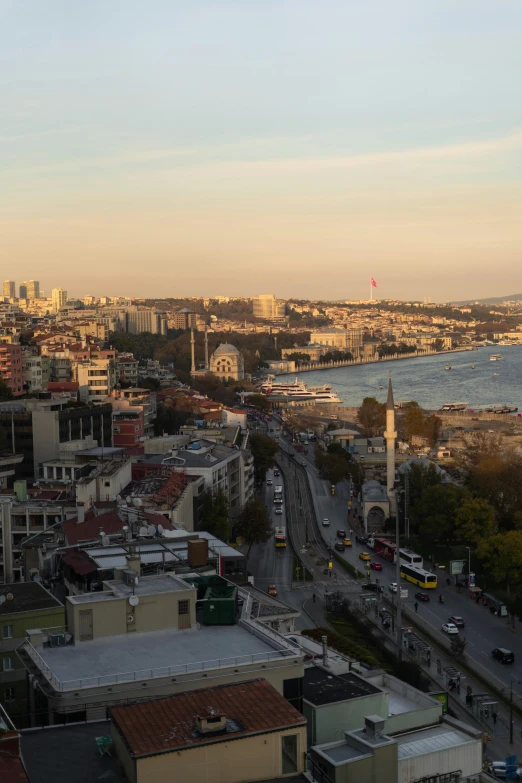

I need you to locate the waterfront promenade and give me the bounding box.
[286,346,473,375]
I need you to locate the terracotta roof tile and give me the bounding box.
[109,679,305,758]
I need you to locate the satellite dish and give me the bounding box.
[6,593,14,601]
[138,526,148,537]
[126,496,131,504]
[147,525,156,536]
[0,595,6,605]
[157,524,164,535]
[128,595,139,607]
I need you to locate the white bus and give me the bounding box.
[396,549,423,569]
[273,486,283,504]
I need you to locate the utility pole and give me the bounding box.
[395,502,402,660]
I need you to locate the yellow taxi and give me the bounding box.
[343,538,352,547]
[359,552,371,562]
[267,585,278,597]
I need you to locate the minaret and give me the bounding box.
[190,328,196,375]
[384,375,397,501]
[204,326,209,371]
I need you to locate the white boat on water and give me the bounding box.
[258,377,341,403]
[445,364,451,370]
[490,354,503,361]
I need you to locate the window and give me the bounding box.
[2,657,14,672]
[2,625,13,640]
[3,687,15,701]
[178,600,189,615]
[281,734,298,774]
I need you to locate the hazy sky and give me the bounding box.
[1,1,521,301]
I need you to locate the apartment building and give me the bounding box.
[51,288,67,312]
[2,281,16,299]
[172,307,198,330]
[115,388,157,438]
[0,343,24,396]
[22,352,50,393]
[26,281,40,300]
[252,294,286,320]
[76,358,116,402]
[17,569,304,724]
[117,355,139,386]
[112,408,144,448]
[126,306,167,335]
[0,582,64,709]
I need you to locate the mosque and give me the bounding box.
[190,328,245,382]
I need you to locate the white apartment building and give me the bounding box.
[126,306,167,335]
[22,353,50,392]
[252,294,286,320]
[76,359,116,402]
[51,288,68,312]
[2,281,15,299]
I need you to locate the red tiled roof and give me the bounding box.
[62,510,126,545]
[0,735,30,781]
[108,679,305,758]
[48,382,79,392]
[60,550,97,576]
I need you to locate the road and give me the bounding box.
[276,424,522,699]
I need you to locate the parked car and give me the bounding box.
[492,647,515,664]
[343,538,352,547]
[448,615,465,627]
[370,562,383,571]
[322,518,330,526]
[488,761,522,779]
[267,585,278,597]
[334,542,345,552]
[359,552,371,561]
[275,508,283,515]
[441,623,459,635]
[415,592,430,602]
[362,583,384,593]
[337,529,346,539]
[355,535,367,545]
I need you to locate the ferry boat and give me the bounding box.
[258,377,341,404]
[490,354,503,361]
[445,364,451,370]
[441,402,468,411]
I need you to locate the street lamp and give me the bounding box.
[465,547,471,583]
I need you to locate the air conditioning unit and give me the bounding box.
[127,615,134,623]
[48,632,67,648]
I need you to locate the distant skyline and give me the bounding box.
[1,1,521,300]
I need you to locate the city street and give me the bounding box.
[275,423,522,698]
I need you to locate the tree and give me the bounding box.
[285,352,311,365]
[247,394,270,412]
[234,497,273,559]
[476,530,522,593]
[140,376,161,391]
[201,489,231,542]
[466,450,522,532]
[0,379,13,402]
[410,484,468,544]
[450,635,467,659]
[402,461,442,507]
[357,397,386,437]
[454,497,496,546]
[318,453,352,486]
[249,433,279,482]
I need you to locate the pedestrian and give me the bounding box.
[492,711,497,725]
[414,601,418,613]
[312,593,316,603]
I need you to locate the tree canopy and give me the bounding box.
[357,397,386,437]
[201,489,231,542]
[234,497,273,559]
[249,433,279,482]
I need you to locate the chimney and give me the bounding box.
[76,503,85,524]
[363,716,386,740]
[196,709,227,735]
[125,553,141,574]
[322,635,328,668]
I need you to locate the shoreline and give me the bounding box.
[283,346,474,375]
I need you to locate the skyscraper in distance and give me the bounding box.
[2,281,15,298]
[19,282,28,299]
[51,288,68,312]
[26,280,40,299]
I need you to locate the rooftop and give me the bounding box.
[304,666,381,707]
[0,582,63,617]
[108,678,306,757]
[394,723,477,759]
[67,573,192,604]
[29,622,297,692]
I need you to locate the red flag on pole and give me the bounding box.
[370,277,377,287]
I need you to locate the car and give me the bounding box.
[266,479,273,486]
[267,585,278,596]
[343,538,353,547]
[370,562,383,571]
[334,542,345,552]
[274,470,280,476]
[300,460,307,467]
[448,615,465,627]
[322,518,330,526]
[389,583,408,597]
[355,534,367,545]
[488,761,522,779]
[337,529,346,539]
[275,507,283,515]
[359,552,371,561]
[492,647,515,664]
[415,592,430,602]
[441,623,459,635]
[362,583,384,593]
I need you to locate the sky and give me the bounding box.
[1,0,521,302]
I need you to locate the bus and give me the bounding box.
[273,486,283,504]
[373,538,397,561]
[399,565,437,589]
[275,526,286,547]
[398,549,423,569]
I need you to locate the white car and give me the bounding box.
[322,518,330,526]
[441,623,459,635]
[388,583,408,598]
[275,507,283,515]
[488,762,522,779]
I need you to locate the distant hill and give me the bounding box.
[452,293,522,306]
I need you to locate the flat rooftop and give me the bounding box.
[0,582,63,617]
[33,624,296,691]
[68,573,192,604]
[304,667,381,707]
[395,724,476,759]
